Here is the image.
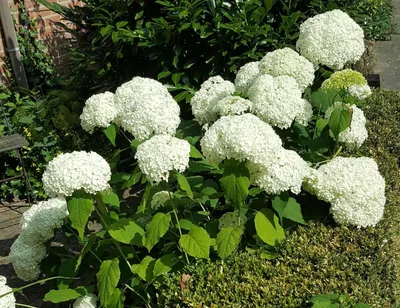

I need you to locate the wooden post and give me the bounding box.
[0,0,29,89]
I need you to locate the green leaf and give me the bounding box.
[172,73,183,85]
[116,21,128,28]
[102,190,120,209]
[57,259,78,289]
[104,124,117,146]
[254,209,285,246]
[174,91,189,103]
[106,288,125,308]
[19,116,34,124]
[131,256,155,282]
[100,25,113,36]
[219,160,250,208]
[158,71,171,80]
[44,288,85,303]
[329,105,352,140]
[97,259,120,306]
[272,194,306,225]
[153,253,179,277]
[179,218,197,230]
[67,197,93,240]
[144,213,171,252]
[108,218,144,246]
[176,173,193,199]
[190,145,205,159]
[310,90,342,112]
[180,227,210,259]
[216,227,243,259]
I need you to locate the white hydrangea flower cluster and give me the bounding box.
[321,69,372,100]
[135,135,191,183]
[248,149,311,195]
[0,276,16,308]
[9,237,47,282]
[10,198,68,281]
[295,99,314,126]
[42,151,111,197]
[201,114,311,194]
[80,92,117,133]
[114,77,180,141]
[151,191,171,209]
[19,197,69,242]
[248,74,313,129]
[296,10,365,70]
[200,114,282,165]
[305,157,385,227]
[325,102,368,148]
[212,96,253,117]
[190,76,235,125]
[259,48,315,92]
[73,293,98,308]
[234,62,261,94]
[348,84,372,99]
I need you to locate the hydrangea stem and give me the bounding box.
[95,193,134,271]
[165,182,190,264]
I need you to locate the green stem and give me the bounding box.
[332,145,343,159]
[118,127,132,144]
[0,276,78,300]
[124,284,151,308]
[95,194,133,272]
[165,183,190,265]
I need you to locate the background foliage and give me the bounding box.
[37,0,393,97]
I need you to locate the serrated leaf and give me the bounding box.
[310,90,342,112]
[67,197,93,240]
[104,124,117,146]
[144,213,171,252]
[106,288,125,308]
[176,173,193,199]
[108,218,144,246]
[328,105,352,140]
[97,259,120,306]
[272,194,306,225]
[216,227,243,259]
[131,256,155,282]
[180,227,210,259]
[254,209,285,246]
[102,190,120,209]
[153,253,178,277]
[44,288,85,303]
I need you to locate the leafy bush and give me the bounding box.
[153,90,400,307]
[36,0,393,96]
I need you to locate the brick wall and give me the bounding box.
[0,0,81,84]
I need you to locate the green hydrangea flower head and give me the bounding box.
[321,69,367,91]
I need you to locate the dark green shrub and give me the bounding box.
[36,0,393,99]
[154,90,400,307]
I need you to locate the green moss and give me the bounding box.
[321,69,367,91]
[155,90,400,307]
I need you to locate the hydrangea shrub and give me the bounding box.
[0,9,383,308]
